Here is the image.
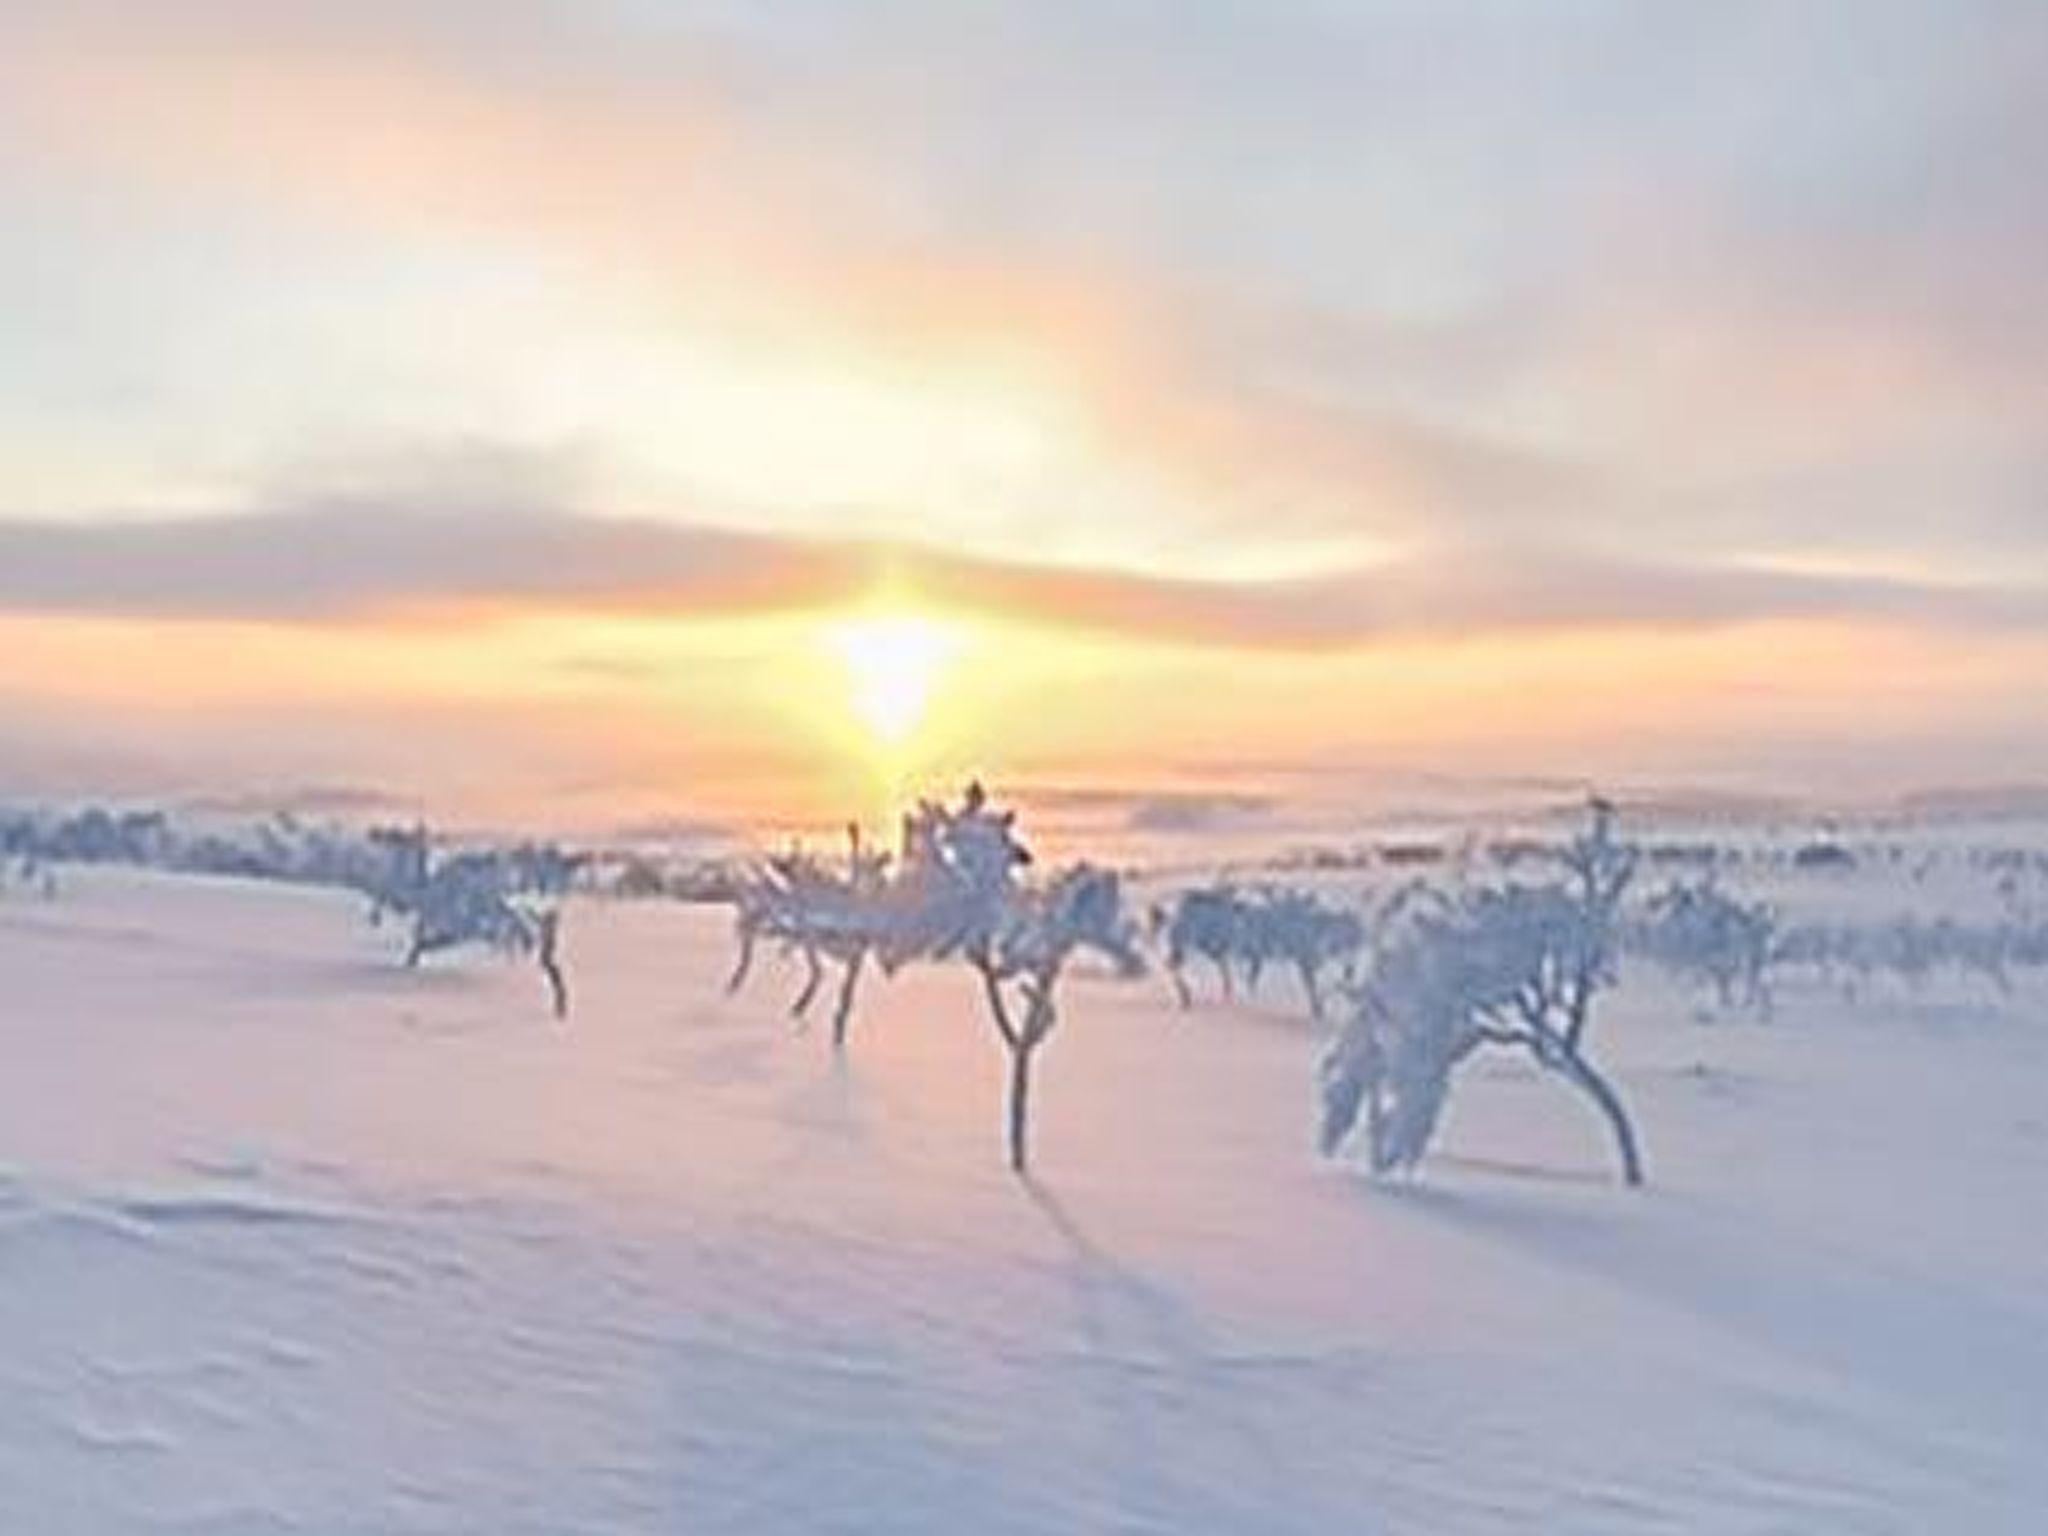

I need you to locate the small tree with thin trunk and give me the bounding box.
[966,862,1143,1172]
[1320,798,1646,1186]
[874,784,1140,1171]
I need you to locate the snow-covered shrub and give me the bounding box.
[362,828,574,1018]
[1792,841,1856,872]
[1240,889,1362,1019]
[1155,883,1362,1019]
[0,804,582,1008]
[1153,886,1247,1005]
[1320,799,1645,1185]
[727,787,1041,1048]
[0,812,57,897]
[727,825,893,1043]
[1631,878,1778,1016]
[1773,912,2047,1000]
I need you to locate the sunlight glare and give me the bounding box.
[825,610,962,748]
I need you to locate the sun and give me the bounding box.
[824,609,962,747]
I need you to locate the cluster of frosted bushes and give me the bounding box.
[1773,914,2048,997]
[1150,883,1362,1018]
[714,792,1658,1179]
[1,804,578,1015]
[1620,877,2048,1009]
[1625,880,1780,1014]
[14,789,2048,1182]
[1,805,562,892]
[6,789,1143,1171]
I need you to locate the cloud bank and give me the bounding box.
[1,503,2041,647]
[5,1,2045,577]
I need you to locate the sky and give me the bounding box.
[2,1,2045,835]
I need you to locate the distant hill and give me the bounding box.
[1895,784,2048,823]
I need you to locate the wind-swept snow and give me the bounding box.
[2,863,2044,1533]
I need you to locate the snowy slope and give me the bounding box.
[2,865,2044,1533]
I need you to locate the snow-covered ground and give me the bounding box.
[3,862,2044,1533]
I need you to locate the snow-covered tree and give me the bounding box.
[1320,798,1646,1186]
[1154,886,1246,1005]
[725,782,1143,1171]
[859,781,1140,1170]
[1773,911,2046,1000]
[1632,878,1778,1015]
[961,854,1143,1174]
[361,829,573,1018]
[728,789,1034,1051]
[1155,884,1362,1019]
[0,812,56,897]
[727,824,892,1045]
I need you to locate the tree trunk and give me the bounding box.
[791,947,823,1018]
[537,912,568,1020]
[978,962,1017,1044]
[831,948,867,1049]
[1553,1049,1644,1186]
[1298,959,1324,1022]
[1006,1041,1036,1173]
[726,925,756,993]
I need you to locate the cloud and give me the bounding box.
[0,503,845,620]
[11,1,2044,577]
[930,540,2048,646]
[3,0,2046,617]
[2,500,2042,647]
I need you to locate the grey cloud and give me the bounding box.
[0,503,849,619]
[14,2,2047,560]
[2,502,2042,645]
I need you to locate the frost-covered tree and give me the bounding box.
[1155,886,1248,1005]
[1155,883,1361,1019]
[1773,911,2047,1000]
[0,812,56,897]
[725,782,1142,1171]
[727,824,892,1045]
[1320,798,1645,1186]
[863,782,1142,1170]
[731,790,1030,1048]
[360,828,573,1018]
[1238,888,1361,1020]
[957,854,1142,1173]
[1632,878,1778,1016]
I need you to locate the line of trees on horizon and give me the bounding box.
[12,788,2048,1184]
